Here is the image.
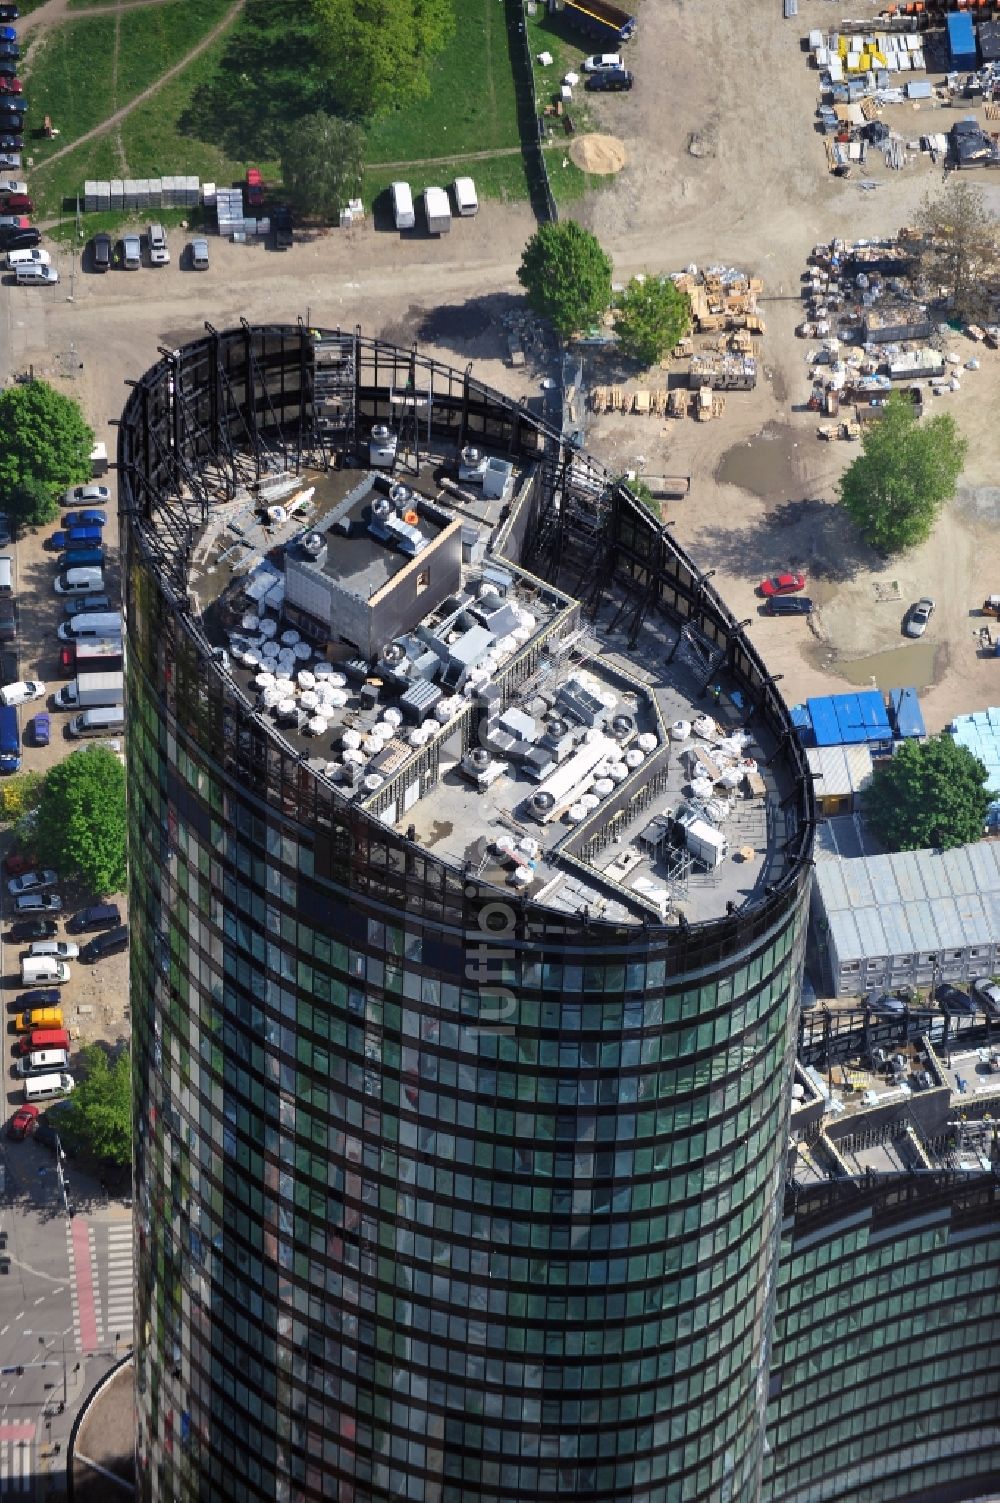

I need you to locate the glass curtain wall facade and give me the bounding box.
[764,1175,1000,1503]
[121,326,814,1503]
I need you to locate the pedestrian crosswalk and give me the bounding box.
[102,1223,133,1344]
[0,1438,33,1493]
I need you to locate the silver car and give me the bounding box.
[122,234,141,271]
[147,223,169,266]
[905,597,934,638]
[189,238,209,271]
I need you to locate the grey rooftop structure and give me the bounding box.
[813,842,1000,996]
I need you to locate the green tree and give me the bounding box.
[917,181,1000,325]
[838,391,966,553]
[8,477,59,531]
[517,221,613,338]
[862,735,991,852]
[614,276,691,366]
[280,112,366,219]
[34,747,126,896]
[61,1046,132,1166]
[0,382,93,510]
[309,0,455,116]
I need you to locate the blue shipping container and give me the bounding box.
[947,13,977,70]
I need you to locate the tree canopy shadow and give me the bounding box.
[177,0,352,164]
[694,497,880,586]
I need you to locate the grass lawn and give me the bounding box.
[33,28,278,222]
[365,3,519,165]
[23,18,118,167]
[115,0,234,100]
[26,1,236,174]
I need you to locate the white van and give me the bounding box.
[58,611,122,642]
[21,957,71,986]
[15,264,59,287]
[7,248,51,269]
[69,705,125,739]
[390,181,415,231]
[0,556,12,597]
[24,1072,74,1103]
[452,176,479,217]
[16,1049,69,1077]
[54,567,105,597]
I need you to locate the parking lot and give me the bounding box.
[1,498,129,1103]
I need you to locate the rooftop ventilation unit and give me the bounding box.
[527,789,556,820]
[459,446,487,482]
[301,531,326,559]
[369,425,398,469]
[368,495,428,557]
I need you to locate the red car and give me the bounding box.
[0,77,21,95]
[3,851,39,877]
[0,191,30,212]
[759,572,806,598]
[7,1103,39,1141]
[246,166,263,207]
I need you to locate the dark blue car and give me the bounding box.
[0,29,16,42]
[30,713,49,747]
[62,510,106,529]
[47,531,68,552]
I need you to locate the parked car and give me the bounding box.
[14,987,60,1009]
[0,211,27,227]
[246,166,263,207]
[766,596,813,616]
[272,204,292,250]
[3,850,38,877]
[81,924,128,963]
[63,485,110,507]
[0,191,29,212]
[0,680,44,707]
[67,901,121,934]
[189,237,209,271]
[0,599,16,642]
[0,137,23,153]
[14,892,62,914]
[759,572,806,597]
[90,231,112,273]
[5,246,44,268]
[585,68,633,91]
[0,32,19,47]
[6,1104,39,1142]
[62,594,110,616]
[30,712,49,747]
[147,222,169,266]
[15,264,59,286]
[24,940,79,961]
[62,510,106,528]
[0,226,37,251]
[934,982,975,1015]
[8,869,58,897]
[8,918,58,943]
[867,993,907,1016]
[582,52,624,72]
[121,234,140,270]
[971,977,1000,1017]
[905,597,934,638]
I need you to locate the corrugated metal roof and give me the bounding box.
[806,744,873,799]
[815,842,1000,964]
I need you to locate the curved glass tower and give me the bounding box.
[120,325,814,1503]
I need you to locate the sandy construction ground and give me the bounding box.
[4,0,1000,742]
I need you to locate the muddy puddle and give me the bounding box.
[715,423,803,500]
[832,641,939,692]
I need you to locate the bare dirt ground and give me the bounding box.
[3,0,1000,775]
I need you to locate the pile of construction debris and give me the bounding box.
[587,267,761,423]
[799,233,999,436]
[806,23,1000,176]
